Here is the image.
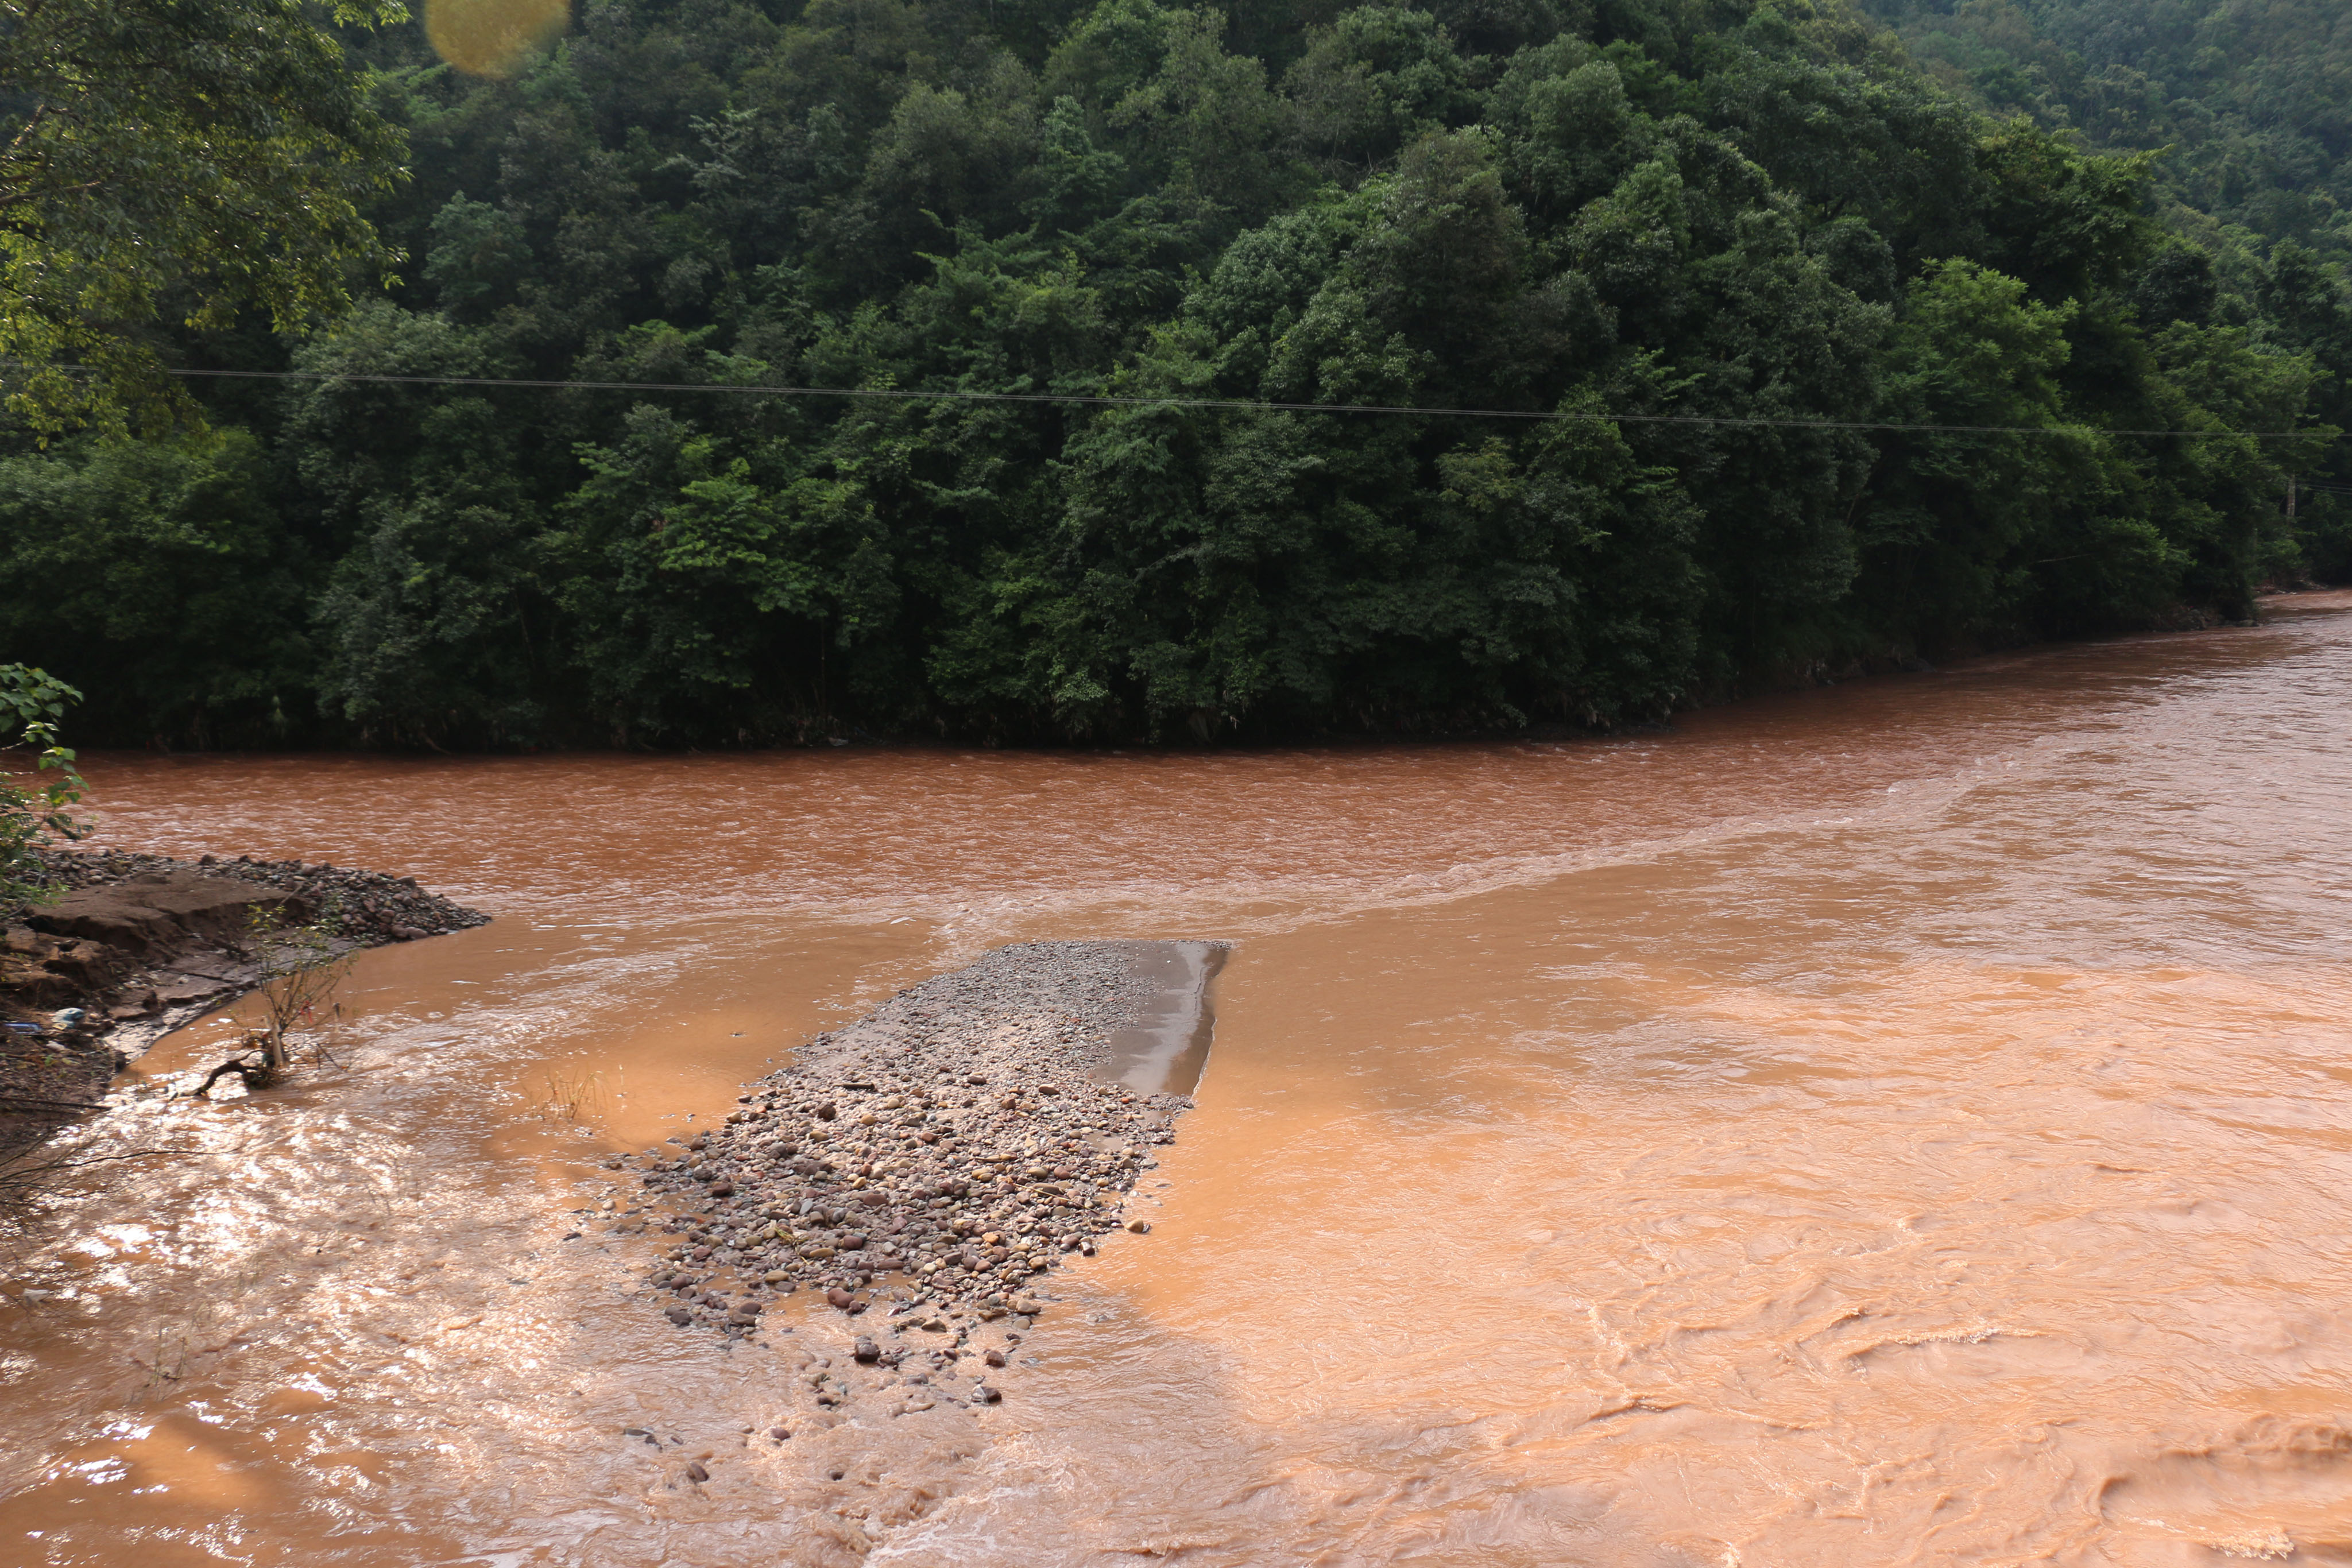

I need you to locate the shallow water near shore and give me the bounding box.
[7,593,2352,1565]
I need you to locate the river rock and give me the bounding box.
[629,942,1210,1339]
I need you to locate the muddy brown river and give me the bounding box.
[7,593,2352,1565]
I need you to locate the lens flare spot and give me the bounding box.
[424,0,568,79]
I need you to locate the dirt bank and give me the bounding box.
[0,846,489,1167]
[621,940,1219,1370]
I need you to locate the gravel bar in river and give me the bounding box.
[625,940,1221,1347]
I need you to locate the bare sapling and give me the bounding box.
[193,903,357,1097]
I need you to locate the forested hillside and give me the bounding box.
[1855,0,2352,566]
[1859,0,2349,272]
[3,0,2346,748]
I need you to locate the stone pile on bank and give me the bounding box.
[628,941,1201,1340]
[20,846,489,947]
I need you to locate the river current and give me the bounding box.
[6,593,2352,1565]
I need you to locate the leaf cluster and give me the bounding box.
[0,0,409,433]
[0,663,84,907]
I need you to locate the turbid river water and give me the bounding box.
[6,592,2352,1565]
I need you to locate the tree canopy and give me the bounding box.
[0,0,407,433]
[1,0,2345,746]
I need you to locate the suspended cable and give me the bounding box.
[127,363,2346,443]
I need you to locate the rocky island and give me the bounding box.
[625,940,1221,1365]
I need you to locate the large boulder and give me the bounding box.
[25,872,312,959]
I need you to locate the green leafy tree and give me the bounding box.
[0,0,408,433]
[0,664,84,907]
[1856,257,2112,646]
[0,430,311,745]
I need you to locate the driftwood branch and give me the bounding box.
[192,1055,268,1098]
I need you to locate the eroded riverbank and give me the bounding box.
[0,847,486,1167]
[6,594,2352,1565]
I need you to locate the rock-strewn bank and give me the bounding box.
[18,845,488,950]
[624,941,1212,1358]
[1,846,489,1165]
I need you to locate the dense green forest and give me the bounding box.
[1859,0,2350,272]
[3,0,2348,747]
